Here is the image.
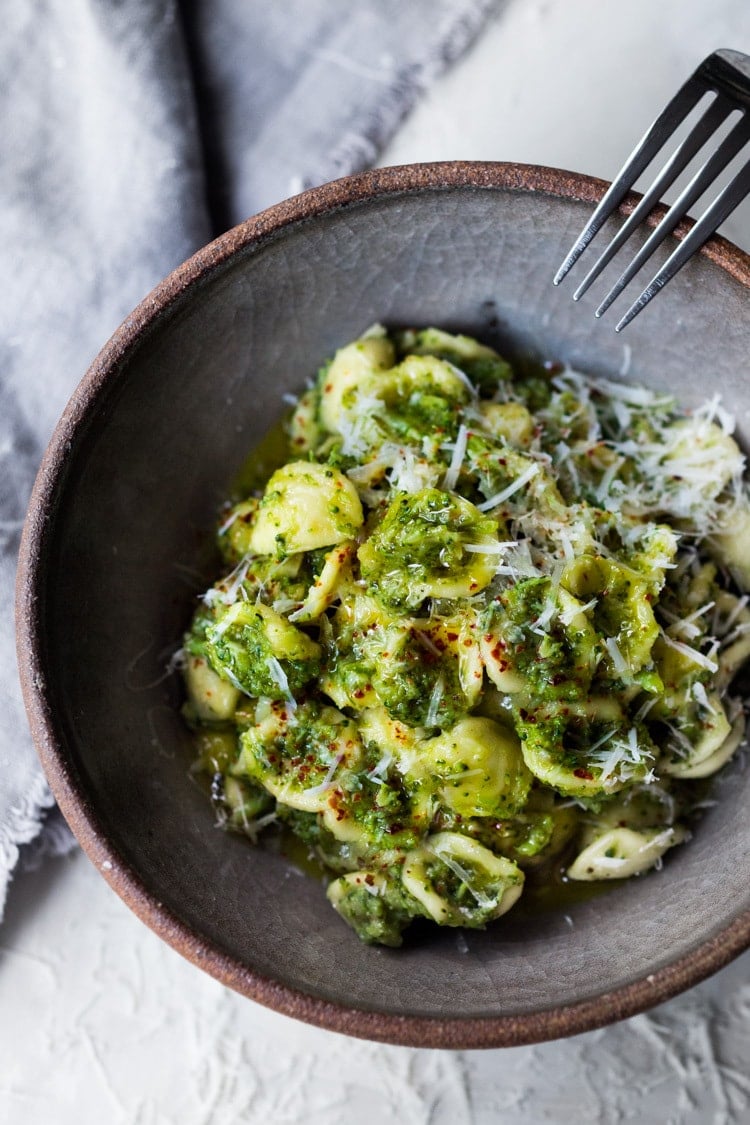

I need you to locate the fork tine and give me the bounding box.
[572,96,733,302]
[596,113,750,317]
[615,154,750,331]
[553,75,706,285]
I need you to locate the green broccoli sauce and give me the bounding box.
[358,489,498,610]
[231,414,291,499]
[272,815,615,916]
[180,325,748,948]
[489,578,593,700]
[327,625,468,728]
[515,870,615,915]
[191,750,614,917]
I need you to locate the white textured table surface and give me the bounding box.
[5,2,750,1122]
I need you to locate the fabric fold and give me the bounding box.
[1,0,209,917]
[1,0,503,919]
[181,0,504,226]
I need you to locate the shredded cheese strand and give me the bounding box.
[477,463,540,511]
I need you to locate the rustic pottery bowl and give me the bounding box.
[17,163,750,1048]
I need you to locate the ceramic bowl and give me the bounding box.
[17,163,750,1048]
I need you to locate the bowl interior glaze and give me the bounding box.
[19,163,750,1048]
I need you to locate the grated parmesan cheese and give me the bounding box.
[660,633,718,674]
[604,636,629,679]
[303,752,344,797]
[441,423,468,492]
[266,656,297,711]
[477,463,540,511]
[425,675,445,728]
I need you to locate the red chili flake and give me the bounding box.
[447,632,459,642]
[574,767,594,780]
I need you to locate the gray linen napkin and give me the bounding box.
[1,0,503,916]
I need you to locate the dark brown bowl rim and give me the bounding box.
[16,161,750,1049]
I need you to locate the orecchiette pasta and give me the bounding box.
[181,326,750,946]
[319,331,395,434]
[567,826,687,881]
[250,461,364,555]
[401,833,524,925]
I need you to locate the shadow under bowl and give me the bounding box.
[16,162,750,1048]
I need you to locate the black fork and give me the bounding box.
[554,50,750,330]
